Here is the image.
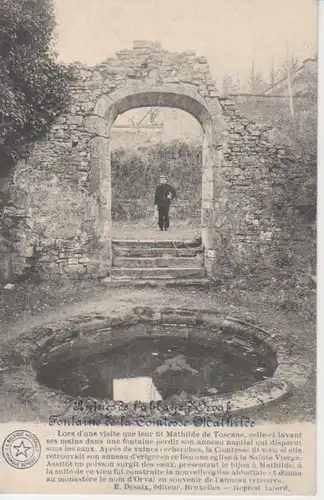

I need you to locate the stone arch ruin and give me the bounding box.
[89,82,225,274]
[4,41,288,281]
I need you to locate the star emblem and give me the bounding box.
[13,440,32,458]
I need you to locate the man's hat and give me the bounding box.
[160,175,167,180]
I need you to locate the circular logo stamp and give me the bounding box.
[2,430,41,469]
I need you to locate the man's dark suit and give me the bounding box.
[154,183,176,230]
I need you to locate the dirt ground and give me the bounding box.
[0,277,316,424]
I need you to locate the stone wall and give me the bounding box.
[0,41,294,282]
[212,97,295,275]
[231,94,316,213]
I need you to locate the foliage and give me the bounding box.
[267,56,300,89]
[276,68,317,159]
[222,74,240,94]
[0,0,71,175]
[111,140,202,221]
[271,63,317,213]
[246,62,268,93]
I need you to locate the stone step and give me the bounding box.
[112,256,204,269]
[113,245,204,258]
[110,267,206,279]
[112,238,202,249]
[103,277,210,288]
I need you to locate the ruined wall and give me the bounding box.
[232,93,316,210]
[215,98,294,275]
[1,41,293,281]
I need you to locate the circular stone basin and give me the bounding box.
[37,323,278,402]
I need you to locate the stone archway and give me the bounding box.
[5,41,289,282]
[86,83,226,276]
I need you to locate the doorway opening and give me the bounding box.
[110,106,203,241]
[89,85,222,279]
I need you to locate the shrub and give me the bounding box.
[0,0,71,175]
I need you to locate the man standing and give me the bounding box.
[154,175,176,231]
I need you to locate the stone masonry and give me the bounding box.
[1,41,293,282]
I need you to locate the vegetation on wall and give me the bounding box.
[276,70,317,160]
[0,0,71,176]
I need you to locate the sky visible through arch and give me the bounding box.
[54,0,317,84]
